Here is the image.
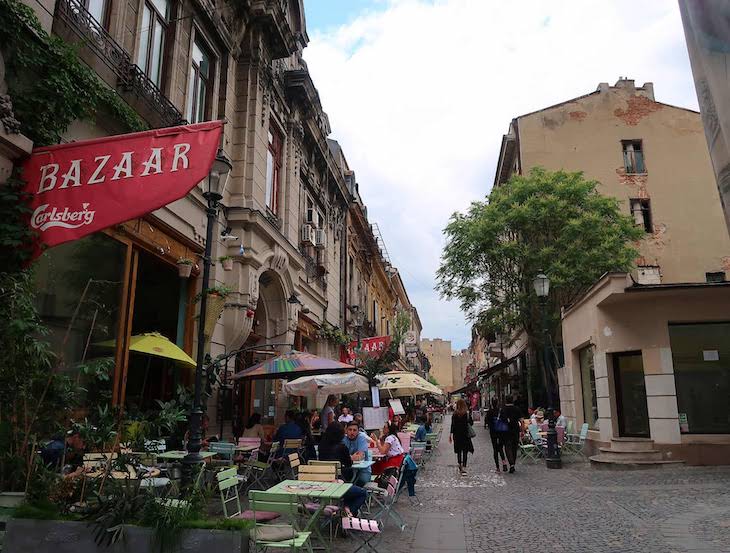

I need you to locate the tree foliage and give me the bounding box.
[354,311,411,387]
[437,168,643,346]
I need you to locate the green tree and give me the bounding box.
[437,168,643,384]
[354,311,411,391]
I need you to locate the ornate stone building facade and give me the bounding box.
[11,0,421,431]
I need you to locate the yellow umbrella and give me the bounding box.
[96,332,196,369]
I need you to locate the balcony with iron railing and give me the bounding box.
[299,246,327,292]
[54,0,185,128]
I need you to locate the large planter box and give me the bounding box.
[5,519,249,553]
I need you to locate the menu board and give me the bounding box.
[363,407,390,430]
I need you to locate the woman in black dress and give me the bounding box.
[485,397,508,473]
[449,398,474,475]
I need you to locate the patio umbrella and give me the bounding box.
[95,332,196,368]
[232,350,354,380]
[283,372,369,397]
[95,332,196,401]
[377,371,444,397]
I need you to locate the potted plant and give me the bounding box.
[177,257,194,278]
[197,285,232,338]
[219,255,234,271]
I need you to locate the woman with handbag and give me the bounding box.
[485,397,508,473]
[449,399,474,476]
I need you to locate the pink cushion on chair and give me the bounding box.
[237,510,281,522]
[304,502,339,516]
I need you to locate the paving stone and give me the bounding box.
[331,416,730,553]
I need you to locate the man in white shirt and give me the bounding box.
[338,406,353,424]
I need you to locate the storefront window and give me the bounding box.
[34,234,126,400]
[579,345,598,429]
[670,323,730,434]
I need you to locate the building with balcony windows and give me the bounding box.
[6,0,422,438]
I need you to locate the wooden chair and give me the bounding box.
[308,459,341,478]
[249,491,313,553]
[342,517,382,553]
[297,464,336,482]
[286,452,301,480]
[236,437,261,461]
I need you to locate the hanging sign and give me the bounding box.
[343,335,392,363]
[22,120,224,260]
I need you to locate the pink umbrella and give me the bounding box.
[231,350,355,380]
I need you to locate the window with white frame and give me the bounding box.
[186,37,212,124]
[137,0,169,87]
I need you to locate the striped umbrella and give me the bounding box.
[231,350,355,380]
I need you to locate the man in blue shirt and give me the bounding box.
[274,410,304,454]
[414,416,429,443]
[343,420,371,486]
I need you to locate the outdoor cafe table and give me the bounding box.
[156,450,217,461]
[265,479,352,552]
[350,460,374,483]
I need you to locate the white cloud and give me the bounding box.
[304,0,697,350]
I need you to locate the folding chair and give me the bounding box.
[410,441,427,469]
[563,423,589,458]
[286,452,301,480]
[249,490,313,553]
[216,467,281,522]
[296,465,340,543]
[308,460,341,479]
[342,517,382,553]
[370,475,406,531]
[209,442,236,467]
[397,432,411,454]
[241,441,281,491]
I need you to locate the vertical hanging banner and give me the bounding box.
[22,120,224,260]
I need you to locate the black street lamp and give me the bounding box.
[533,271,561,469]
[182,148,232,488]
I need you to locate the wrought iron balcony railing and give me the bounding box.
[56,0,185,128]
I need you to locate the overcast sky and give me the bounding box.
[302,0,699,351]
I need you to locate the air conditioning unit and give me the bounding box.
[314,228,326,249]
[301,224,315,246]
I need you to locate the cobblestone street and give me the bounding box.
[334,417,730,553]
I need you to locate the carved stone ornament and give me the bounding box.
[269,244,289,272]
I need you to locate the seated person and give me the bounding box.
[310,410,321,432]
[274,410,304,453]
[353,413,364,431]
[318,423,368,517]
[337,406,353,424]
[555,410,567,428]
[414,415,429,443]
[242,412,267,440]
[342,420,371,487]
[41,430,86,479]
[370,422,405,475]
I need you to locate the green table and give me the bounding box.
[266,480,351,552]
[156,450,217,461]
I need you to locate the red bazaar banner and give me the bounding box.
[342,335,392,363]
[22,120,224,260]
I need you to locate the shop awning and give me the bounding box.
[452,381,477,395]
[477,350,523,380]
[232,350,355,380]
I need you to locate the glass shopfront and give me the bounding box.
[33,219,199,409]
[670,322,730,434]
[579,346,598,429]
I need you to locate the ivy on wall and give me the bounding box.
[0,0,146,147]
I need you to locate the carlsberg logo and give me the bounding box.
[31,203,96,231]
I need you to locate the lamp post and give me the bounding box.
[182,148,232,489]
[533,272,561,469]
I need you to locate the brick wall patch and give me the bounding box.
[614,95,664,126]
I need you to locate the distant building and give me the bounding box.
[494,78,730,465]
[421,338,454,391]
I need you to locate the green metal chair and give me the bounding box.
[249,490,313,553]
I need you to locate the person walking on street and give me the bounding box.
[485,397,508,473]
[449,398,474,476]
[501,395,523,473]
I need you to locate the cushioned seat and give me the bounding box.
[253,524,297,542]
[304,502,339,516]
[237,510,281,522]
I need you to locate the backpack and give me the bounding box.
[493,409,510,433]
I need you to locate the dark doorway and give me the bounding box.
[613,352,650,437]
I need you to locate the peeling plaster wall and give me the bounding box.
[517,81,730,284]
